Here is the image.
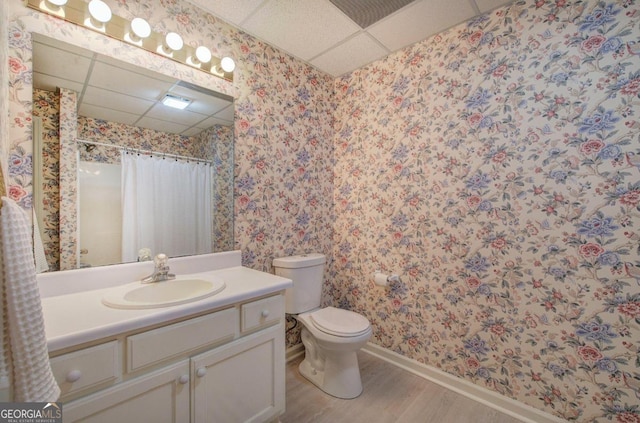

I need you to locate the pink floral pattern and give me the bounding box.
[331,0,640,420]
[32,88,61,270]
[5,0,640,420]
[58,88,78,270]
[196,125,235,252]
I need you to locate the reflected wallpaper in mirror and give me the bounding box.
[32,35,235,271]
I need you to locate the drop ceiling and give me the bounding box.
[32,34,234,136]
[186,0,514,77]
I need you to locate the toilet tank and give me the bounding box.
[273,253,326,314]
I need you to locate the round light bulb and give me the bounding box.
[88,0,112,23]
[165,32,183,51]
[48,0,68,6]
[195,46,212,64]
[131,18,151,39]
[220,57,236,73]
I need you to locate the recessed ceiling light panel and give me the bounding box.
[162,94,191,110]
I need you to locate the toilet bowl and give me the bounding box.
[295,307,372,399]
[272,254,372,399]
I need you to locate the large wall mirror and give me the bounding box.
[32,34,235,272]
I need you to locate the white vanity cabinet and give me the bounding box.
[192,325,284,423]
[50,293,286,423]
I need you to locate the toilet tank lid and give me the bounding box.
[273,253,326,269]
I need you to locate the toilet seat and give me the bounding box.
[309,307,370,337]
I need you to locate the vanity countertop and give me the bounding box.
[41,265,292,353]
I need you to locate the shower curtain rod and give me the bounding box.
[76,139,212,164]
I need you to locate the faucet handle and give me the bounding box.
[154,253,168,268]
[138,248,152,262]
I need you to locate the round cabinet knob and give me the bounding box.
[261,310,270,318]
[66,370,82,383]
[178,374,189,384]
[196,367,207,378]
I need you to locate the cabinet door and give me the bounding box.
[63,360,190,423]
[192,325,284,423]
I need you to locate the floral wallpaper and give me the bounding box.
[32,88,60,270]
[78,118,202,163]
[6,0,639,421]
[196,125,235,252]
[58,88,78,270]
[331,0,640,421]
[1,0,8,182]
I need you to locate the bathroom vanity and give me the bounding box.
[38,251,291,423]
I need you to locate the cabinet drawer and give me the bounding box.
[50,341,120,399]
[241,295,284,333]
[127,307,238,372]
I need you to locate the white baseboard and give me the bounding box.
[285,343,305,363]
[362,343,567,423]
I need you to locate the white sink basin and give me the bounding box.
[102,277,226,309]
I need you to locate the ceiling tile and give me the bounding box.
[98,56,177,83]
[185,0,266,25]
[366,0,476,51]
[89,62,174,100]
[79,104,139,125]
[33,73,84,93]
[241,0,361,61]
[311,33,388,76]
[145,104,209,126]
[169,85,233,115]
[213,105,234,122]
[82,87,154,115]
[186,0,515,77]
[474,0,512,13]
[33,46,92,85]
[32,33,94,58]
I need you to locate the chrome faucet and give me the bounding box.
[141,253,176,283]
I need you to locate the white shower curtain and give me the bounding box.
[121,152,212,263]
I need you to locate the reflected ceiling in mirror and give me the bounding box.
[32,33,233,136]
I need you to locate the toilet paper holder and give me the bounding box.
[373,271,400,287]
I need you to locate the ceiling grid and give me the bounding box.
[187,0,514,76]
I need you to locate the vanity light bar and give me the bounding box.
[87,0,112,23]
[27,0,234,82]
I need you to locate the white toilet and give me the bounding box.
[273,253,372,399]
